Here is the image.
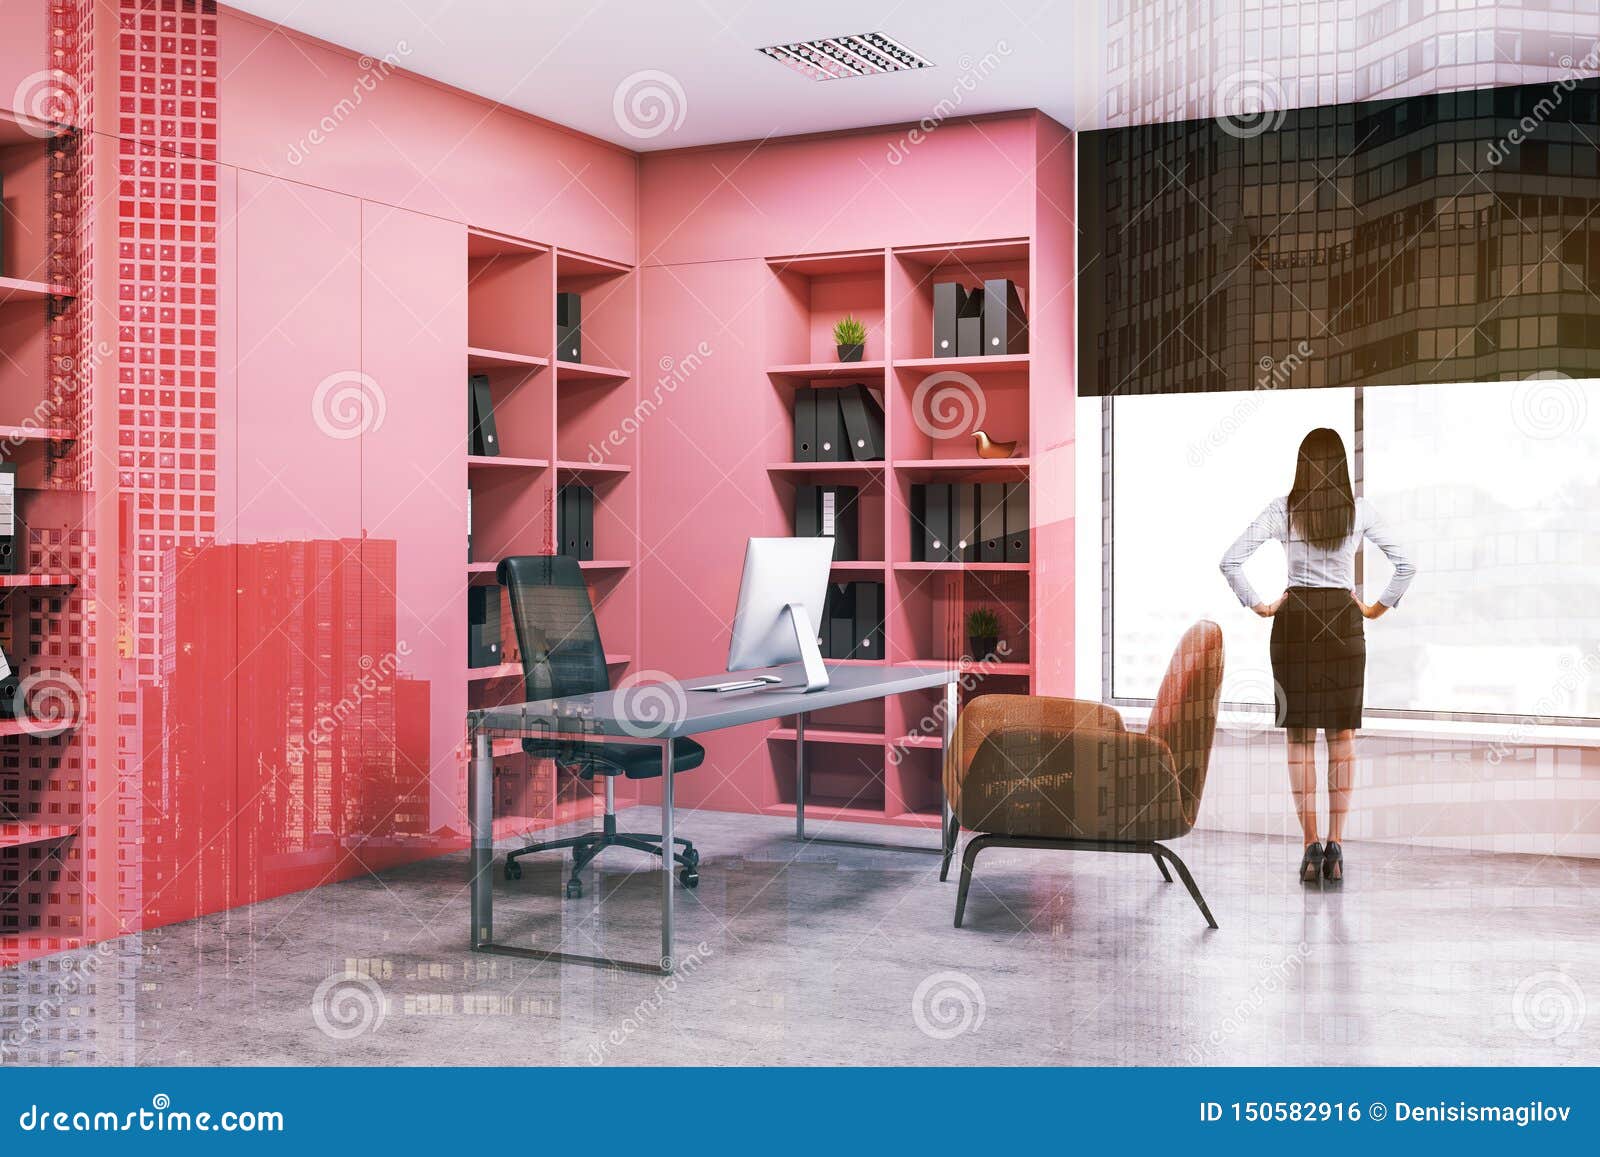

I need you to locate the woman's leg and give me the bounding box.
[1286,726,1319,845]
[1325,728,1355,844]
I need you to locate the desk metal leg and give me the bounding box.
[795,712,806,841]
[660,737,676,973]
[469,727,494,948]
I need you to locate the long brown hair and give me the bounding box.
[1287,428,1354,547]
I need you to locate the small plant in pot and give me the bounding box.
[966,606,1001,662]
[833,314,867,362]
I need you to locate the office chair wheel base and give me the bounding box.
[677,867,699,889]
[503,860,522,881]
[565,880,583,900]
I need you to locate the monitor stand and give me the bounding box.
[783,602,830,692]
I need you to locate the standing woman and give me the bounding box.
[1220,428,1415,883]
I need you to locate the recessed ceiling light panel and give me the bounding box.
[759,32,933,81]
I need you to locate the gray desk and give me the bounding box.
[467,662,959,974]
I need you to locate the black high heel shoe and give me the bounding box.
[1299,841,1324,884]
[1323,841,1343,882]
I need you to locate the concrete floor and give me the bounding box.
[5,807,1598,1065]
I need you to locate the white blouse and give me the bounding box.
[1220,496,1416,610]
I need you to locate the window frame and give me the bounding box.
[1100,390,1600,729]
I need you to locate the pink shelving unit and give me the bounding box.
[465,227,642,836]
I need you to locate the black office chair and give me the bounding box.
[496,555,704,898]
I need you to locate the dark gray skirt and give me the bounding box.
[1269,586,1365,730]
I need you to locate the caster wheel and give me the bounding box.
[683,848,700,868]
[678,867,699,889]
[565,880,583,900]
[503,860,522,881]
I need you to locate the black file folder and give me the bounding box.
[839,383,885,461]
[0,463,18,575]
[559,484,594,560]
[468,586,502,668]
[983,278,1028,355]
[827,582,857,661]
[579,484,594,560]
[956,291,985,357]
[815,387,844,461]
[795,484,820,538]
[852,581,884,660]
[912,483,953,563]
[952,483,978,562]
[933,282,968,358]
[468,373,499,456]
[1004,481,1030,562]
[977,482,1007,563]
[795,484,858,561]
[556,292,582,362]
[793,387,818,462]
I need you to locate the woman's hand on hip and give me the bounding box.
[1252,595,1285,618]
[1353,596,1388,620]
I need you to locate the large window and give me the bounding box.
[1109,380,1600,721]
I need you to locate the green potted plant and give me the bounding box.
[833,314,867,362]
[966,606,1001,662]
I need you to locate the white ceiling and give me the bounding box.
[225,1,1577,152]
[224,0,1105,150]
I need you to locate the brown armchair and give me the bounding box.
[944,621,1224,929]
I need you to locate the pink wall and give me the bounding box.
[635,114,1075,819]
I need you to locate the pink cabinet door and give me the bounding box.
[233,172,364,905]
[359,203,468,856]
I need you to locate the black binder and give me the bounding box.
[559,484,593,559]
[815,388,844,461]
[579,484,594,560]
[556,292,582,362]
[852,581,884,660]
[1004,481,1030,561]
[468,586,502,668]
[977,482,1007,563]
[983,278,1028,355]
[0,463,18,576]
[793,387,818,462]
[952,483,978,562]
[956,291,985,357]
[468,373,499,456]
[827,582,856,661]
[912,483,953,563]
[794,484,820,538]
[839,383,884,461]
[933,282,967,358]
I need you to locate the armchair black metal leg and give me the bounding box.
[1153,852,1173,882]
[954,835,993,928]
[939,813,959,882]
[1154,843,1217,929]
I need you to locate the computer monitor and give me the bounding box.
[725,536,834,692]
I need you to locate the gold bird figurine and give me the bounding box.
[974,430,1017,459]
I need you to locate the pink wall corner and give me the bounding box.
[216,7,638,265]
[639,114,1042,266]
[635,258,787,813]
[1030,114,1076,697]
